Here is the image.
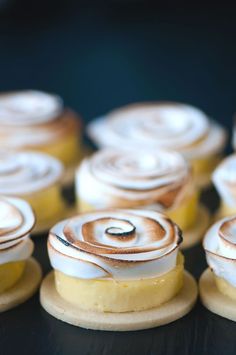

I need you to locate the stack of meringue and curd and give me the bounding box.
[40,209,197,330]
[87,102,227,189]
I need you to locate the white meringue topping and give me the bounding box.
[76,148,191,209]
[0,151,63,195]
[48,209,182,280]
[204,216,236,286]
[213,154,236,208]
[87,103,226,160]
[0,90,62,125]
[0,196,35,265]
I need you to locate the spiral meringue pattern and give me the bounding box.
[48,209,182,280]
[87,103,226,160]
[0,196,35,265]
[213,154,236,208]
[77,148,191,209]
[0,151,63,195]
[204,216,236,287]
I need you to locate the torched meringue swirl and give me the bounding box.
[213,154,236,208]
[0,196,35,265]
[87,103,226,159]
[77,148,191,209]
[204,216,236,287]
[0,90,62,125]
[0,151,63,195]
[48,209,182,280]
[0,90,79,148]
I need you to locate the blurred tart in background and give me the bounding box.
[87,102,227,189]
[0,90,82,185]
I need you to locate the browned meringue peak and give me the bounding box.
[0,196,35,265]
[48,209,182,280]
[77,148,192,209]
[87,102,227,160]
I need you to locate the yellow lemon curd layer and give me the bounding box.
[78,193,199,232]
[191,155,221,177]
[214,274,236,301]
[40,133,81,168]
[24,133,80,168]
[0,261,25,294]
[167,192,199,231]
[22,185,65,228]
[54,253,184,313]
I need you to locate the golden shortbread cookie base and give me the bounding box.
[199,268,236,322]
[0,258,42,313]
[180,205,210,250]
[40,270,197,331]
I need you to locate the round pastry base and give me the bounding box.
[0,258,42,313]
[199,268,236,322]
[180,205,210,250]
[40,270,197,331]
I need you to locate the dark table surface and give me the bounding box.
[1,2,236,355]
[1,189,234,355]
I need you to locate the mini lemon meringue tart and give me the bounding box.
[76,149,209,248]
[0,196,42,312]
[40,209,198,331]
[0,150,65,233]
[200,216,236,321]
[87,102,227,188]
[0,90,82,185]
[213,154,236,219]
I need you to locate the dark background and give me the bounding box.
[0,2,236,355]
[0,1,236,135]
